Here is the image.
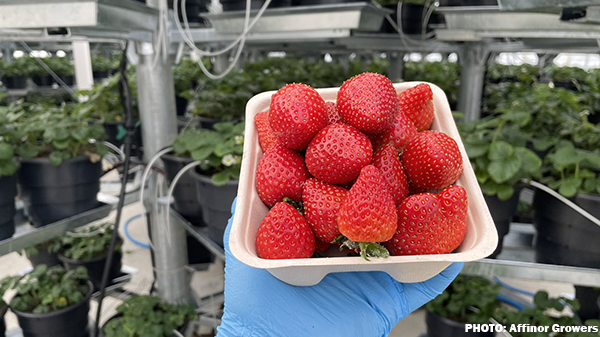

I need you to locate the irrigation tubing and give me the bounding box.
[124,213,151,249]
[92,44,136,337]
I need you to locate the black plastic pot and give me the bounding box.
[93,70,110,80]
[484,191,520,258]
[175,95,189,116]
[58,248,122,290]
[193,171,238,247]
[18,157,102,227]
[0,305,6,337]
[3,76,28,89]
[11,280,93,337]
[553,79,579,91]
[221,0,291,11]
[162,154,206,227]
[103,121,144,158]
[26,246,62,268]
[575,286,600,321]
[438,0,497,6]
[426,311,494,337]
[59,75,75,86]
[31,75,54,87]
[400,3,425,35]
[533,190,600,268]
[0,174,17,241]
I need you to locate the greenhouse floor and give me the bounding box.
[0,201,575,337]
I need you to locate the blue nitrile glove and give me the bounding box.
[216,199,463,337]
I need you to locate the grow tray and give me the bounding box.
[230,82,498,286]
[201,2,392,34]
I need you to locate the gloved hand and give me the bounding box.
[216,199,463,337]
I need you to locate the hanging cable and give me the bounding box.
[165,161,201,247]
[139,146,174,213]
[93,44,136,337]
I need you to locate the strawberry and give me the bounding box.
[438,185,468,253]
[305,124,372,185]
[383,193,444,256]
[302,178,348,243]
[370,111,418,152]
[314,238,332,254]
[337,165,398,259]
[256,144,310,207]
[269,83,328,150]
[398,83,434,131]
[401,130,463,191]
[256,202,316,259]
[255,110,278,153]
[371,143,409,206]
[325,101,342,125]
[337,73,399,135]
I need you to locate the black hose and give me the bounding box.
[92,45,136,337]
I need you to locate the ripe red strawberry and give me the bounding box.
[372,143,409,206]
[314,238,331,254]
[269,83,327,150]
[401,130,463,191]
[383,193,444,256]
[438,185,468,252]
[337,73,399,135]
[305,124,372,185]
[255,110,278,153]
[256,202,316,259]
[325,101,342,125]
[398,83,434,131]
[338,165,398,245]
[256,144,310,207]
[370,111,418,152]
[302,178,348,243]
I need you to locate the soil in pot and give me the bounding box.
[533,190,600,269]
[18,157,103,227]
[575,286,600,321]
[426,311,494,337]
[221,0,291,11]
[12,280,93,337]
[0,174,17,241]
[193,171,238,247]
[484,191,520,258]
[59,249,123,291]
[3,76,28,89]
[162,154,206,227]
[31,75,54,87]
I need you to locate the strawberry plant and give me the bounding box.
[103,295,197,337]
[0,109,18,177]
[91,55,116,73]
[426,275,502,324]
[172,121,244,185]
[14,106,108,166]
[0,57,34,77]
[0,265,90,314]
[54,223,120,261]
[46,57,74,76]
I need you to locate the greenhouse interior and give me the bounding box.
[1,0,600,336]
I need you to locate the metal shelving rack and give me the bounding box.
[0,0,599,322]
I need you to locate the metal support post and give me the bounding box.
[72,41,94,90]
[136,0,190,305]
[457,43,489,121]
[388,51,404,82]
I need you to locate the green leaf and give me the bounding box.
[0,143,14,160]
[191,147,213,161]
[464,142,489,159]
[532,138,555,151]
[52,138,70,150]
[488,141,513,161]
[496,185,515,201]
[17,144,41,159]
[558,177,582,198]
[211,171,230,186]
[43,128,59,143]
[488,154,522,184]
[70,128,89,142]
[0,159,17,176]
[49,152,64,166]
[515,147,542,174]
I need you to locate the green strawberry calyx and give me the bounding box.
[283,197,304,215]
[334,235,390,261]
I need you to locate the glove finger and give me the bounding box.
[402,262,464,312]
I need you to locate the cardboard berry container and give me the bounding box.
[230,82,497,286]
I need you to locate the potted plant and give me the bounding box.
[458,110,542,257]
[173,58,202,117]
[0,57,31,89]
[170,121,244,247]
[494,290,600,336]
[101,295,197,337]
[14,107,108,227]
[46,57,75,86]
[426,275,502,337]
[56,223,123,289]
[0,106,21,241]
[22,239,63,268]
[91,55,116,80]
[1,265,93,337]
[545,65,588,92]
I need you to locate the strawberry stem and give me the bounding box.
[338,237,390,261]
[283,197,304,215]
